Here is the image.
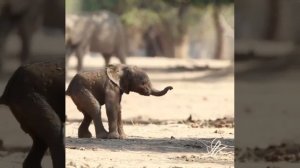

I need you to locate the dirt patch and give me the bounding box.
[67,116,234,129]
[236,143,300,163]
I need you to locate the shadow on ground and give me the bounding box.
[65,137,234,154]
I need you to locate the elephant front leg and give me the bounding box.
[105,93,122,139]
[117,106,127,139]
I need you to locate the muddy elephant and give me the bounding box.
[0,60,65,168]
[66,64,173,139]
[0,0,64,72]
[65,11,127,72]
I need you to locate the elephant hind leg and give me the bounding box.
[72,89,108,139]
[23,137,47,168]
[78,113,92,138]
[13,93,65,168]
[48,137,65,168]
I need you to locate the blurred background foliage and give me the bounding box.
[66,0,234,59]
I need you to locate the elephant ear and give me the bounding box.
[106,64,130,94]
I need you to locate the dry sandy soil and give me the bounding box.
[0,32,234,167]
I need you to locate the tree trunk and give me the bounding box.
[143,21,175,58]
[143,26,162,57]
[266,0,279,40]
[175,34,189,58]
[175,2,189,58]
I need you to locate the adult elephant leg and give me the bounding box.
[17,3,43,65]
[0,36,9,72]
[118,55,126,65]
[0,20,14,72]
[75,48,86,72]
[23,137,47,168]
[65,47,72,69]
[78,113,92,138]
[18,25,33,64]
[102,53,111,67]
[73,89,108,138]
[75,53,82,72]
[116,50,126,65]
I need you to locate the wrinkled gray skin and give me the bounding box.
[65,11,127,72]
[0,0,64,72]
[0,61,65,168]
[66,64,173,139]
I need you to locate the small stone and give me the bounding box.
[191,123,199,128]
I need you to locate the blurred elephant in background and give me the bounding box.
[0,0,64,72]
[66,10,127,72]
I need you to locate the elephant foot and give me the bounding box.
[107,132,120,139]
[78,130,92,138]
[118,131,127,139]
[96,131,108,139]
[119,133,127,139]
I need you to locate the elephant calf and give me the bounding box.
[0,61,65,168]
[66,64,173,139]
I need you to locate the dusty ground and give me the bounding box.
[234,60,300,168]
[65,56,234,168]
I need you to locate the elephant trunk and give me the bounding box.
[150,86,173,96]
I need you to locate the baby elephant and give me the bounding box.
[66,64,173,139]
[0,61,65,168]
